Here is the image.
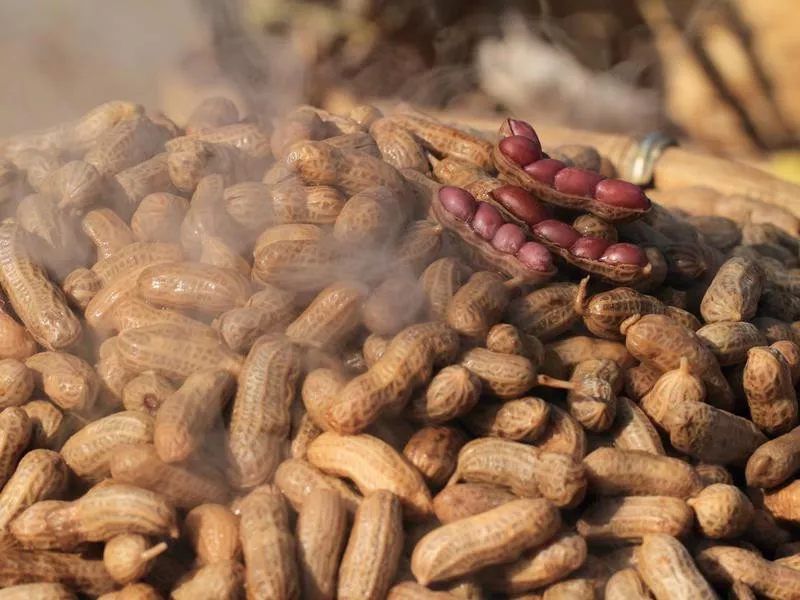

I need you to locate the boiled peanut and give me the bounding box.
[695,544,800,600]
[640,357,706,429]
[459,347,536,399]
[701,256,763,323]
[742,346,798,435]
[103,533,167,585]
[609,396,665,455]
[82,208,135,260]
[228,335,303,488]
[273,458,362,514]
[566,358,620,432]
[0,550,116,596]
[46,483,178,542]
[485,323,545,366]
[295,489,348,600]
[154,369,233,463]
[577,496,694,542]
[584,447,702,497]
[402,425,467,489]
[0,583,78,600]
[530,404,588,461]
[184,503,241,566]
[448,438,587,508]
[170,560,245,600]
[507,283,582,341]
[745,426,800,488]
[446,271,509,340]
[26,351,99,414]
[546,336,634,373]
[411,498,560,585]
[419,257,471,321]
[407,365,481,424]
[635,535,716,600]
[238,484,300,600]
[604,568,652,600]
[686,484,754,539]
[696,321,767,366]
[338,490,403,600]
[285,281,367,351]
[461,397,550,442]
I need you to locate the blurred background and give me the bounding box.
[2,0,800,179]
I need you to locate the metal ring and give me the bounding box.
[627,131,679,186]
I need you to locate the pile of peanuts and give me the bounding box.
[1,97,800,600]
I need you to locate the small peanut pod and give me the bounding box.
[60,410,154,482]
[285,281,367,351]
[306,433,433,521]
[445,271,510,341]
[122,372,177,415]
[0,551,116,596]
[338,490,404,600]
[461,397,550,442]
[609,396,665,455]
[583,448,703,498]
[695,544,800,600]
[743,346,799,435]
[686,484,754,539]
[296,489,348,600]
[411,498,561,586]
[622,314,734,411]
[448,438,587,509]
[402,426,467,489]
[0,220,81,351]
[577,496,694,542]
[604,568,652,600]
[26,351,99,414]
[363,275,426,337]
[460,347,537,399]
[481,531,588,595]
[700,257,764,323]
[635,535,717,600]
[745,426,800,488]
[228,335,303,488]
[580,282,666,340]
[333,185,407,248]
[507,283,582,341]
[117,324,244,380]
[103,533,167,585]
[486,323,545,366]
[0,449,68,545]
[0,583,78,600]
[432,483,517,524]
[286,139,407,196]
[273,458,362,514]
[131,192,189,244]
[566,358,619,432]
[662,401,767,466]
[531,403,588,461]
[238,484,300,600]
[696,322,767,366]
[45,483,178,542]
[639,357,705,429]
[137,261,251,316]
[85,116,170,177]
[419,257,471,321]
[369,117,429,172]
[251,224,340,292]
[0,359,34,409]
[407,365,481,424]
[184,503,240,566]
[326,322,460,434]
[170,561,245,600]
[109,443,230,509]
[81,208,135,259]
[154,369,233,463]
